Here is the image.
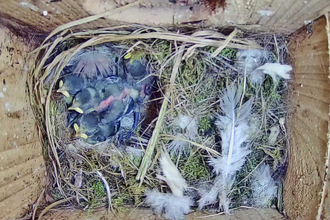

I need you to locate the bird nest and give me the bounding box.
[28,23,290,218]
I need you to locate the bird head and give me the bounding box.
[68,88,98,114]
[74,112,100,139]
[57,80,71,98]
[68,98,84,114]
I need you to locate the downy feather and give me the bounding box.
[200,85,252,213]
[68,45,122,79]
[157,148,188,197]
[145,189,193,220]
[251,164,277,207]
[168,114,199,156]
[256,63,292,83]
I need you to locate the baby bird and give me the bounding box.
[57,75,86,98]
[73,112,100,139]
[123,59,154,99]
[68,87,101,114]
[85,121,120,144]
[100,99,129,123]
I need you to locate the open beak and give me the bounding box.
[68,106,84,114]
[74,123,88,139]
[76,133,88,139]
[57,88,71,98]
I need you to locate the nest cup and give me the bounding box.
[27,25,287,216]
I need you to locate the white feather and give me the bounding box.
[251,164,278,207]
[199,85,252,213]
[198,177,221,209]
[174,114,198,141]
[168,133,190,156]
[236,49,269,73]
[125,146,144,158]
[157,149,188,197]
[256,63,292,83]
[145,189,193,220]
[169,114,198,155]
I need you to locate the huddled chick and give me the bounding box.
[56,46,154,145]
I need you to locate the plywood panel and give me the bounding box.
[0,0,329,34]
[285,16,330,220]
[0,27,46,219]
[42,207,284,220]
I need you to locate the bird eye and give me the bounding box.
[59,80,63,88]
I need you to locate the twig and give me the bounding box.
[32,188,45,220]
[162,134,220,156]
[274,35,280,63]
[196,206,255,218]
[37,197,73,220]
[96,170,113,215]
[136,43,186,184]
[234,156,268,187]
[211,28,238,58]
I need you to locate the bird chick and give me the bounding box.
[100,100,128,123]
[85,121,120,144]
[68,87,101,114]
[73,112,100,139]
[57,75,86,98]
[123,58,154,99]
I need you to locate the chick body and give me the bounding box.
[85,121,120,144]
[123,59,154,98]
[69,87,102,114]
[57,75,86,98]
[74,112,100,139]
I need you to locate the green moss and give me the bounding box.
[133,156,142,167]
[91,180,106,198]
[112,197,125,211]
[180,154,210,182]
[199,117,212,132]
[220,48,237,60]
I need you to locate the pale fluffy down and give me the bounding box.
[174,114,198,141]
[236,49,269,73]
[251,164,278,207]
[197,177,221,209]
[256,63,292,83]
[168,114,198,156]
[145,189,193,220]
[157,149,187,197]
[168,133,190,156]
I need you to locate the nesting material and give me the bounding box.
[251,164,278,207]
[199,86,253,214]
[145,189,193,220]
[28,25,290,219]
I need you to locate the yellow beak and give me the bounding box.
[68,107,84,114]
[77,133,88,139]
[73,123,88,139]
[57,89,71,98]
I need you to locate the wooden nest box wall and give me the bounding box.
[0,0,330,219]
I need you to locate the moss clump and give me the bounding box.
[220,48,237,60]
[91,180,106,198]
[180,154,210,182]
[199,117,212,133]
